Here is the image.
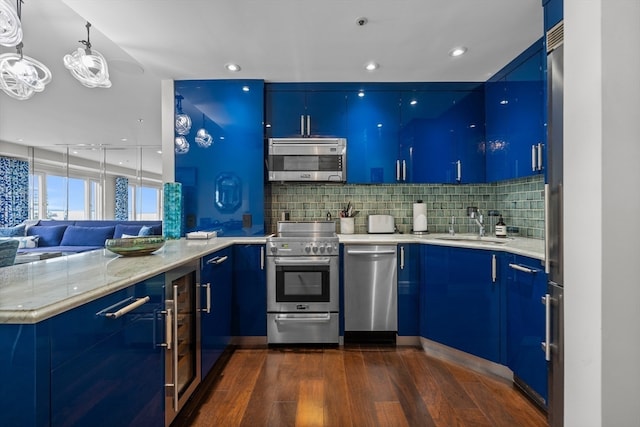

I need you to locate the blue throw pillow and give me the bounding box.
[0,224,26,237]
[114,224,142,238]
[138,225,153,236]
[60,226,115,246]
[27,225,67,247]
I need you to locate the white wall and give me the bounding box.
[565,1,640,426]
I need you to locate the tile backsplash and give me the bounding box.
[266,175,544,238]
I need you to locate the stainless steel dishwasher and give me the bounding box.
[344,245,397,339]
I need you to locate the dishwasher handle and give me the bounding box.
[346,249,396,255]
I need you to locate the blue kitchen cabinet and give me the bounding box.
[422,245,504,363]
[485,39,546,182]
[174,79,264,237]
[543,0,563,32]
[399,88,485,184]
[346,89,400,183]
[232,244,266,336]
[505,254,548,406]
[0,323,50,427]
[397,244,420,336]
[49,275,165,427]
[200,247,233,378]
[265,85,348,138]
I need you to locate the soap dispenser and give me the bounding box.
[495,215,507,238]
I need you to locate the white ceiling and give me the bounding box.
[0,0,543,174]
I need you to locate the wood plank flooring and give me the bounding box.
[178,345,548,427]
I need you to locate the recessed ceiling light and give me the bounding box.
[358,91,365,98]
[242,86,250,92]
[449,47,468,57]
[365,62,379,71]
[225,63,241,72]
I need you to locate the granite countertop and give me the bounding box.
[0,234,544,325]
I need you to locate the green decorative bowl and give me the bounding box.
[105,236,166,257]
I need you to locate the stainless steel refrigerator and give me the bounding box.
[544,20,564,427]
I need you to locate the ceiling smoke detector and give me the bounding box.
[356,17,368,26]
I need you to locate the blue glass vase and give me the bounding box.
[163,182,183,239]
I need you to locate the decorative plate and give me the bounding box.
[105,236,165,257]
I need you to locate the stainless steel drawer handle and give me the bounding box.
[541,294,551,361]
[509,263,537,274]
[207,255,228,265]
[103,296,150,319]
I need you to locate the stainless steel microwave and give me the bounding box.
[267,138,346,182]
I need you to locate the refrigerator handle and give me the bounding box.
[541,293,551,361]
[544,183,550,274]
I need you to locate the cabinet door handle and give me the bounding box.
[509,263,538,274]
[306,115,311,136]
[199,283,211,313]
[537,143,544,171]
[532,144,537,171]
[300,115,305,136]
[101,296,150,319]
[456,160,462,183]
[160,306,173,350]
[541,293,551,361]
[207,255,228,265]
[400,246,405,270]
[260,246,265,270]
[396,160,401,181]
[491,254,497,283]
[402,160,407,181]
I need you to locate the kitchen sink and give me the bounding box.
[434,235,510,244]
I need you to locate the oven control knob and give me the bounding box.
[326,245,333,254]
[319,245,325,253]
[312,246,318,253]
[305,245,311,253]
[270,246,277,254]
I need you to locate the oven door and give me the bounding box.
[267,256,338,312]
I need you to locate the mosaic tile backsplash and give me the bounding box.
[266,175,544,238]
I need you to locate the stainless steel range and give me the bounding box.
[266,221,339,344]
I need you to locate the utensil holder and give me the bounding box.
[340,217,355,234]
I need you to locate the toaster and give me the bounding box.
[367,215,395,234]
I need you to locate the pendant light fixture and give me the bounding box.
[63,22,111,88]
[0,1,51,100]
[0,0,22,47]
[194,114,213,148]
[174,94,192,136]
[174,136,190,154]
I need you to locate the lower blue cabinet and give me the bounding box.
[232,244,266,336]
[505,254,548,406]
[422,245,503,363]
[200,247,233,377]
[49,275,165,427]
[397,244,420,336]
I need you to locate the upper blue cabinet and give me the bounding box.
[346,89,400,183]
[542,0,563,31]
[399,87,485,184]
[174,80,265,236]
[265,84,348,138]
[485,39,545,183]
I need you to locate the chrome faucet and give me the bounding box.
[472,211,485,237]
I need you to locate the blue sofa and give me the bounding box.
[11,220,163,254]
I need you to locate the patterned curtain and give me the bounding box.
[0,157,29,227]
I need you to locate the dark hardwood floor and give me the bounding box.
[180,345,548,427]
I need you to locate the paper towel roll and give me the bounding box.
[413,202,428,232]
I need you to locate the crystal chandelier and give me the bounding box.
[0,0,22,47]
[195,114,213,148]
[0,1,51,100]
[63,22,111,88]
[174,136,190,154]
